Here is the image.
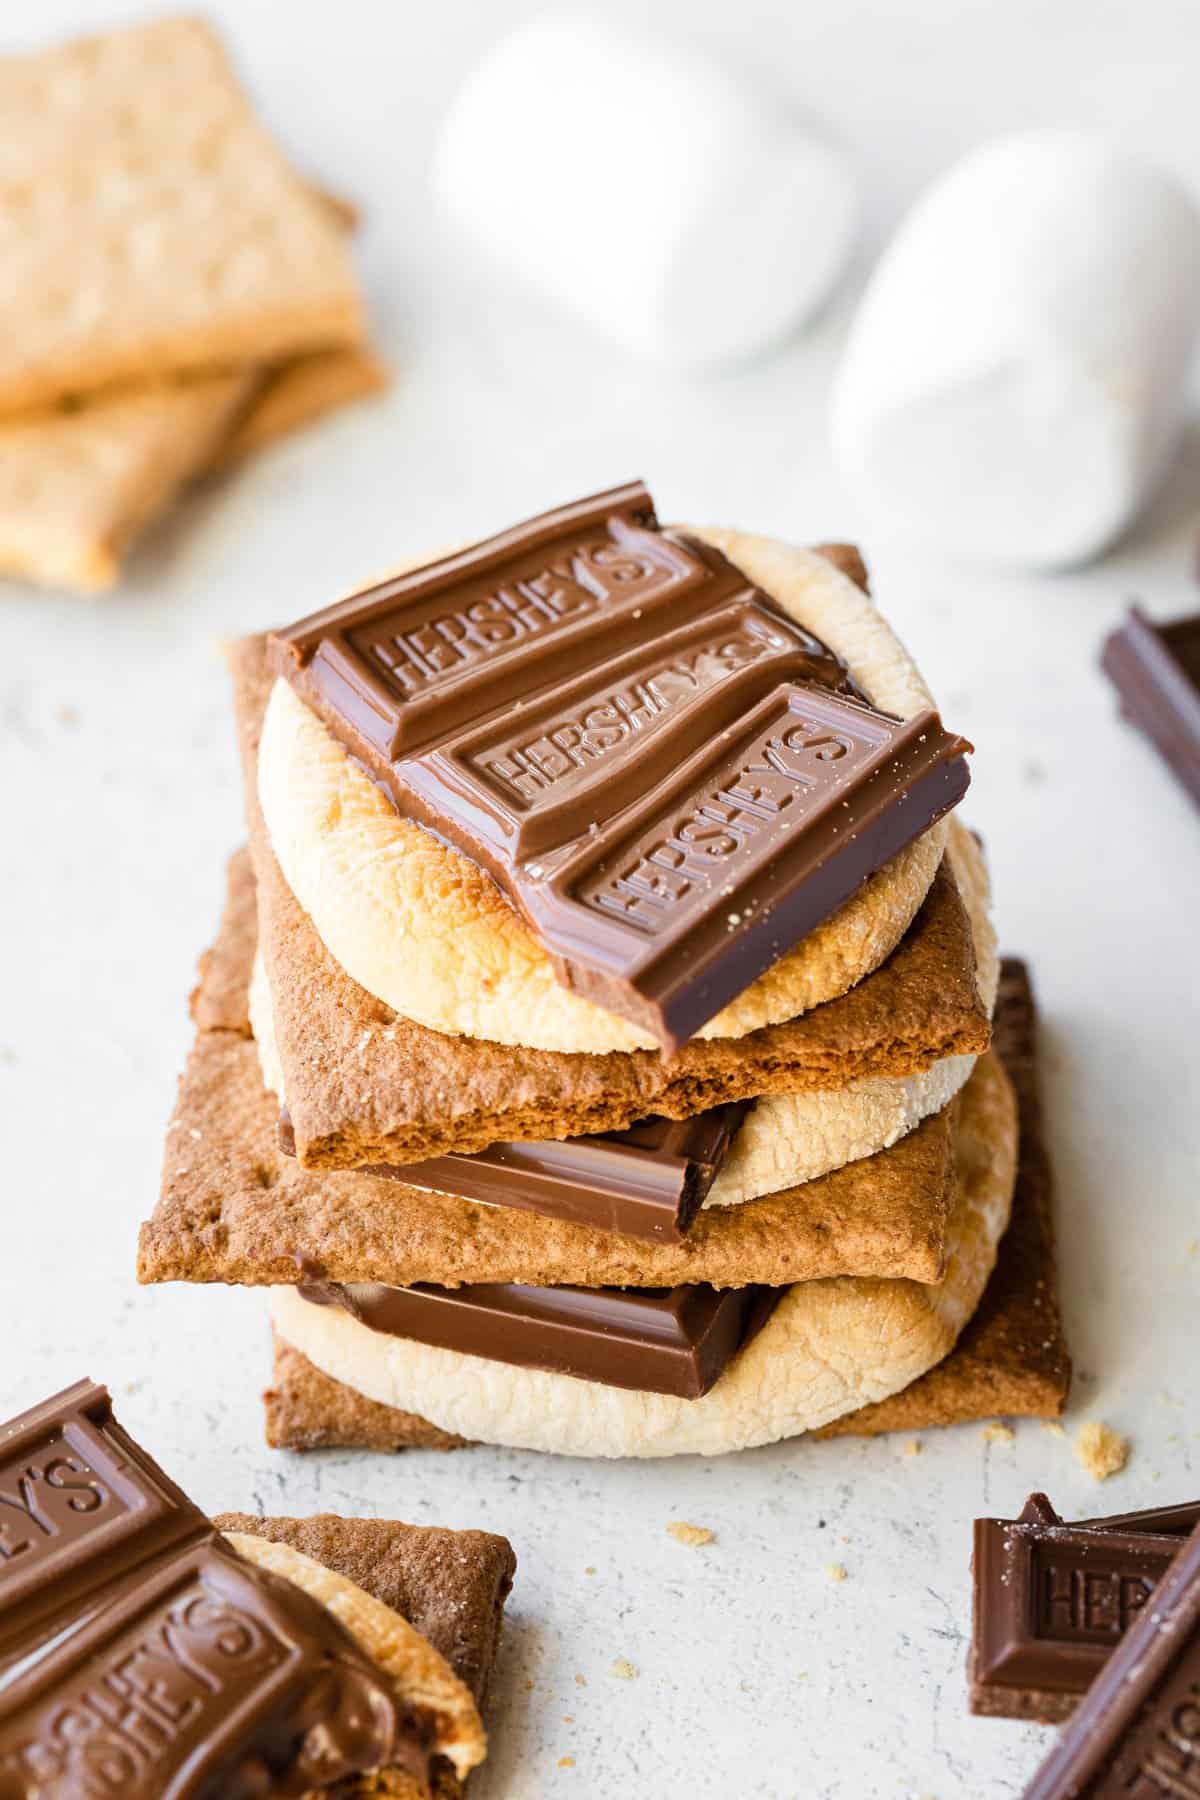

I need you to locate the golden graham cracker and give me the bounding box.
[210,345,389,470]
[230,635,990,1164]
[140,849,963,1289]
[262,963,1068,1449]
[0,18,363,416]
[0,371,255,592]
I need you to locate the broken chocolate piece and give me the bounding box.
[971,1493,1183,1724]
[279,1100,752,1244]
[296,1278,780,1399]
[1101,605,1200,807]
[270,482,970,1049]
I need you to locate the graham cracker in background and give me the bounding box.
[0,18,364,415]
[0,338,389,594]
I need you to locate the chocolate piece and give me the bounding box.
[0,1380,418,1797]
[297,1279,780,1399]
[1101,605,1200,807]
[270,481,970,1049]
[971,1494,1183,1724]
[1023,1519,1200,1798]
[1076,1501,1200,1537]
[279,1100,752,1244]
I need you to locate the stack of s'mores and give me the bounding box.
[0,17,386,593]
[140,482,1071,1457]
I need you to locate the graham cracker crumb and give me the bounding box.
[558,1755,576,1768]
[982,1421,1015,1443]
[825,1563,848,1584]
[667,1521,714,1547]
[1041,1420,1066,1436]
[903,1439,923,1456]
[610,1658,638,1680]
[574,1673,586,1687]
[1075,1420,1130,1481]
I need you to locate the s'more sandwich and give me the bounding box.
[0,1378,513,1795]
[140,481,1071,1455]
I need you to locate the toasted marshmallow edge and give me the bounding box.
[432,8,858,366]
[270,1051,1017,1459]
[831,131,1200,567]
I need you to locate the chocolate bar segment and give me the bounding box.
[1101,605,1200,808]
[297,1279,780,1399]
[1023,1519,1200,1798]
[280,1101,752,1243]
[0,1381,418,1797]
[270,482,970,1049]
[971,1494,1182,1724]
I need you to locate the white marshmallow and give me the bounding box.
[831,133,1200,568]
[432,10,857,366]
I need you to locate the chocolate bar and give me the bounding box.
[971,1494,1184,1723]
[1023,1518,1200,1798]
[0,1380,421,1796]
[279,1100,752,1243]
[270,482,971,1049]
[297,1278,780,1399]
[1101,605,1200,807]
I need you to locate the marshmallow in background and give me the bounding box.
[432,10,858,367]
[831,133,1200,569]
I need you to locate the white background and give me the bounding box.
[3,2,1199,1795]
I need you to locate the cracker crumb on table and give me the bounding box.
[1075,1419,1130,1480]
[667,1520,714,1547]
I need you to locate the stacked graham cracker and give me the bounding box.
[0,18,386,593]
[140,484,1070,1457]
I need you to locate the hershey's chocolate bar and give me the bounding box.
[1101,605,1200,808]
[296,1278,780,1399]
[279,1100,752,1243]
[0,1381,413,1797]
[971,1494,1183,1724]
[1023,1517,1200,1798]
[270,482,970,1050]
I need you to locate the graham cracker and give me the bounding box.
[210,345,389,470]
[260,962,1069,1448]
[211,1513,514,1711]
[816,959,1070,1435]
[0,371,255,592]
[230,636,990,1164]
[140,849,960,1288]
[0,18,363,416]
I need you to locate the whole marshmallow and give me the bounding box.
[831,133,1200,567]
[432,10,858,366]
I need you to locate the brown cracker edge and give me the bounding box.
[262,962,1070,1448]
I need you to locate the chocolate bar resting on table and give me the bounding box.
[279,1099,752,1244]
[1101,604,1200,807]
[269,481,971,1051]
[1023,1515,1200,1799]
[0,1379,438,1795]
[971,1493,1193,1724]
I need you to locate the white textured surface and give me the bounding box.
[1,2,1199,1796]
